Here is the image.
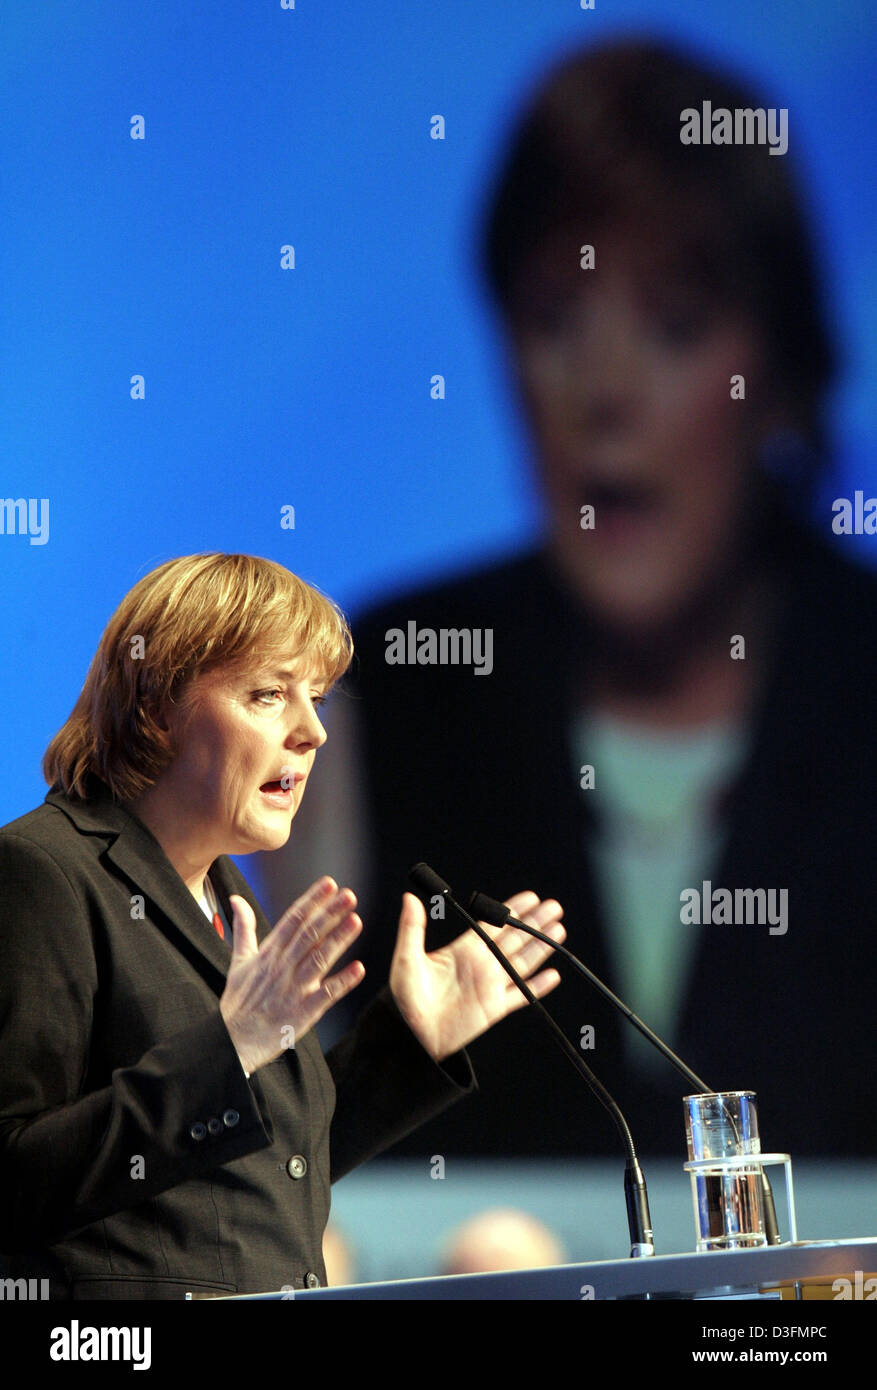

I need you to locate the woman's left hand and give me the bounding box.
[389,890,565,1063]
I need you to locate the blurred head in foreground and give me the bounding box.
[439,1208,565,1275]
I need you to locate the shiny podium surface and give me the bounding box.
[207,1237,877,1300]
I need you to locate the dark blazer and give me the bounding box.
[0,781,476,1300]
[334,519,877,1160]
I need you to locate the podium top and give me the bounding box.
[199,1237,877,1301]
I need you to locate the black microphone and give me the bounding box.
[467,888,782,1246]
[409,863,655,1259]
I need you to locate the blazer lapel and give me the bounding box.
[45,783,236,985]
[209,855,274,948]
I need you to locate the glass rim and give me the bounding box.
[683,1089,757,1103]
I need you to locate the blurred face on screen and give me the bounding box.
[507,227,774,637]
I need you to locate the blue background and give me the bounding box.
[2,0,875,827]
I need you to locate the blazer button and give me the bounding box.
[304,1272,321,1289]
[286,1155,308,1180]
[207,1117,223,1136]
[223,1109,240,1127]
[190,1122,207,1141]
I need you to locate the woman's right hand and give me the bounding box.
[219,877,365,1075]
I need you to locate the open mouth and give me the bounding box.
[587,480,660,515]
[581,480,665,540]
[259,780,294,804]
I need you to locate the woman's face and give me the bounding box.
[159,654,328,860]
[507,230,775,635]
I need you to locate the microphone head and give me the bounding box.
[467,891,509,927]
[408,863,452,900]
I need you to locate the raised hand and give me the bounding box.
[389,889,565,1063]
[219,876,364,1074]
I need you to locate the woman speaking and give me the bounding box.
[0,552,564,1299]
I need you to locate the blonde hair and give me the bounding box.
[43,553,353,801]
